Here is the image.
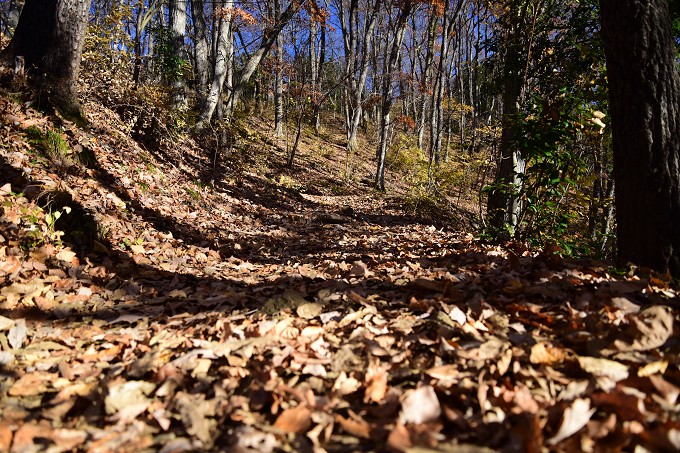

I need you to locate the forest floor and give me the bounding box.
[0,80,679,453]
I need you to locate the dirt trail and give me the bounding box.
[1,96,679,452]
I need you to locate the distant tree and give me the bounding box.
[1,0,24,36]
[0,0,90,119]
[170,0,188,108]
[375,0,416,190]
[600,0,680,276]
[274,0,285,137]
[485,0,538,236]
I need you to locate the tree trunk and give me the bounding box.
[485,5,528,236]
[197,0,300,127]
[196,0,232,128]
[170,0,188,108]
[5,0,24,36]
[601,0,680,276]
[418,12,436,152]
[339,0,380,177]
[191,0,210,106]
[274,0,284,137]
[375,2,412,190]
[1,0,89,120]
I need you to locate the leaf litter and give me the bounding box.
[0,93,679,452]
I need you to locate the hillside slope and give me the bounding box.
[0,81,679,452]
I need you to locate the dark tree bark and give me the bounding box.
[4,0,24,36]
[191,0,209,106]
[601,0,680,276]
[1,0,89,119]
[485,3,529,236]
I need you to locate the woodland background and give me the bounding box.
[0,0,679,452]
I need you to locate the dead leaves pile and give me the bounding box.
[1,95,680,452]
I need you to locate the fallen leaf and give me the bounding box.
[613,306,673,352]
[8,318,26,349]
[547,398,595,445]
[175,392,216,443]
[50,428,88,450]
[0,424,11,453]
[273,404,312,434]
[105,380,156,415]
[400,385,441,424]
[348,261,370,278]
[9,371,57,396]
[336,414,372,439]
[297,302,323,319]
[448,306,467,326]
[56,249,77,263]
[387,424,412,452]
[530,342,567,365]
[0,316,14,331]
[333,371,361,396]
[425,364,461,380]
[364,360,389,403]
[638,360,668,377]
[577,356,629,382]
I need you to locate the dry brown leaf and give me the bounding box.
[332,371,361,396]
[512,385,540,413]
[50,428,88,450]
[175,392,217,443]
[577,356,629,382]
[300,325,325,340]
[530,342,567,365]
[547,398,595,445]
[297,302,324,319]
[364,360,389,403]
[387,424,412,452]
[56,249,77,263]
[9,371,57,396]
[105,380,156,415]
[273,404,312,434]
[0,316,14,331]
[7,319,26,350]
[649,375,680,404]
[12,421,49,453]
[613,306,673,352]
[0,424,12,453]
[336,415,372,439]
[425,364,461,380]
[400,385,441,424]
[448,306,467,326]
[348,261,371,278]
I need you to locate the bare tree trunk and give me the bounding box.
[601,0,680,276]
[485,4,530,236]
[274,0,284,136]
[418,12,436,151]
[196,0,300,127]
[133,0,159,85]
[340,0,381,177]
[191,0,209,106]
[375,2,413,190]
[2,0,89,120]
[196,0,233,128]
[5,0,24,36]
[429,0,463,167]
[170,0,188,108]
[309,13,325,132]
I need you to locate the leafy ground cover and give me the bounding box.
[0,91,679,453]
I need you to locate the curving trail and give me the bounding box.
[0,95,679,452]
